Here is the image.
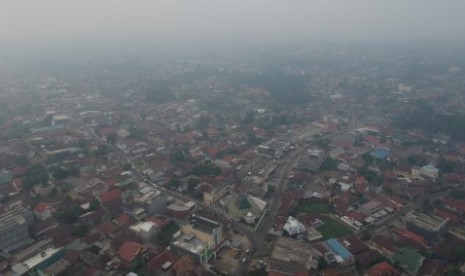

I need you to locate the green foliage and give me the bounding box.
[437,157,457,175]
[145,81,175,104]
[187,178,200,191]
[294,199,330,215]
[89,199,101,211]
[449,190,465,200]
[453,247,465,263]
[268,184,276,193]
[123,163,132,171]
[407,154,427,166]
[15,155,30,166]
[53,168,70,180]
[241,111,255,125]
[318,216,352,238]
[170,147,186,164]
[74,224,90,237]
[95,144,109,156]
[319,158,339,171]
[77,139,88,149]
[3,122,30,140]
[196,115,211,130]
[357,167,383,186]
[247,132,263,146]
[23,164,49,190]
[393,101,465,140]
[56,206,81,224]
[106,133,117,144]
[248,269,268,276]
[190,165,222,177]
[155,222,179,247]
[361,230,371,241]
[169,179,182,188]
[446,266,463,276]
[129,126,145,141]
[362,152,374,166]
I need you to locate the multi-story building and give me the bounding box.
[0,203,34,252]
[170,214,224,264]
[406,212,448,241]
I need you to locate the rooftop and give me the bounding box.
[187,214,221,234]
[409,212,448,232]
[389,247,425,275]
[326,238,352,261]
[171,233,206,254]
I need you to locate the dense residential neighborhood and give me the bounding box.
[1,43,465,276]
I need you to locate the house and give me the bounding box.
[359,201,383,216]
[34,202,52,221]
[99,189,121,206]
[389,247,425,276]
[442,197,465,216]
[368,261,400,276]
[118,241,145,268]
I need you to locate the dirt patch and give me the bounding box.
[212,247,242,274]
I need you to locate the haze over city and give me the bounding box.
[1,1,465,276]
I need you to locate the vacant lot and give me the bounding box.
[294,199,330,215]
[318,216,352,238]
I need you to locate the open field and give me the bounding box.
[318,216,352,238]
[294,199,330,215]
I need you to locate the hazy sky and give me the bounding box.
[1,0,465,45]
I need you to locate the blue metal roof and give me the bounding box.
[326,239,352,260]
[371,147,390,159]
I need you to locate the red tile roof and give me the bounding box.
[434,209,460,223]
[9,166,27,176]
[118,241,143,265]
[146,250,178,273]
[34,202,51,213]
[368,261,400,276]
[99,189,121,204]
[443,197,465,214]
[395,229,426,246]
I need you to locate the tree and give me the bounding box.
[106,133,117,144]
[95,144,109,156]
[89,199,100,211]
[319,158,339,171]
[74,224,90,237]
[187,178,200,191]
[190,165,222,177]
[15,155,30,166]
[53,168,70,180]
[361,230,371,241]
[268,184,276,193]
[247,132,263,146]
[123,163,132,171]
[362,152,374,166]
[56,206,81,224]
[23,164,49,190]
[77,139,88,149]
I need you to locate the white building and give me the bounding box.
[420,165,439,179]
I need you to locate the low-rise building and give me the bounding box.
[406,212,448,241]
[359,201,383,216]
[267,237,319,275]
[389,247,425,276]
